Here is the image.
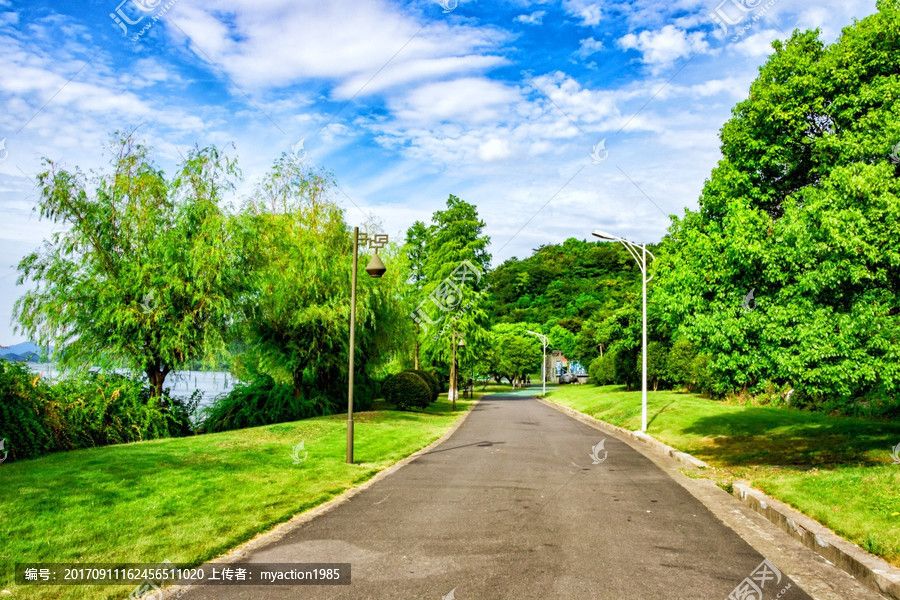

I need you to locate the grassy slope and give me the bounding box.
[548,385,900,565]
[1,399,473,600]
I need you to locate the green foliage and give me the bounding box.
[487,238,640,344]
[406,369,441,401]
[666,339,697,389]
[644,341,668,392]
[234,154,411,410]
[200,376,327,433]
[15,134,245,396]
[0,361,52,460]
[588,353,615,385]
[548,325,576,358]
[0,360,195,462]
[651,5,900,413]
[412,196,492,389]
[614,345,640,390]
[484,323,542,384]
[382,372,432,410]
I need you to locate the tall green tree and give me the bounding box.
[15,134,245,396]
[653,2,900,412]
[404,220,430,369]
[487,323,542,385]
[417,195,492,400]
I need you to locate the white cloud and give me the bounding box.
[562,0,602,26]
[619,25,710,70]
[333,54,509,98]
[167,0,510,98]
[515,11,546,25]
[732,29,781,57]
[478,137,512,161]
[387,77,519,125]
[576,37,604,59]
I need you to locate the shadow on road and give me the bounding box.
[422,440,507,455]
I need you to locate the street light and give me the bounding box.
[526,330,549,396]
[347,227,388,464]
[592,229,656,433]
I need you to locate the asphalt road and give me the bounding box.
[182,393,812,600]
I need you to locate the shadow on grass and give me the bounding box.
[647,400,677,429]
[682,407,900,468]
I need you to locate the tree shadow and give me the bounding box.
[682,408,900,468]
[647,400,678,429]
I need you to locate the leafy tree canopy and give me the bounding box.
[16,134,245,396]
[652,2,900,411]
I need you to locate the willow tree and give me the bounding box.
[236,154,410,408]
[15,134,245,396]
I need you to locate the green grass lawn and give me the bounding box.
[547,385,900,565]
[0,398,473,600]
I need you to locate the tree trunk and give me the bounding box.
[414,323,421,370]
[146,366,170,398]
[293,367,304,399]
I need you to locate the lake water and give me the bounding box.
[27,364,238,408]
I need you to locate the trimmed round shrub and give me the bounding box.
[382,372,432,410]
[406,370,440,401]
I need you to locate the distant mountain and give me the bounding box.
[0,352,41,363]
[0,342,43,361]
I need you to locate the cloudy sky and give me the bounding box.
[0,0,879,343]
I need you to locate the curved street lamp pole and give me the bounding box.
[526,330,549,396]
[592,230,656,433]
[347,227,388,464]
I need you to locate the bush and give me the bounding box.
[614,346,640,389]
[666,339,696,388]
[0,361,54,461]
[588,353,615,385]
[201,375,332,433]
[406,370,441,401]
[642,341,669,391]
[0,361,197,462]
[382,372,432,410]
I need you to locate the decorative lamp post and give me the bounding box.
[347,227,388,464]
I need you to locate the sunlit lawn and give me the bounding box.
[0,399,473,600]
[548,385,900,565]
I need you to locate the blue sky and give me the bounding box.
[0,0,879,343]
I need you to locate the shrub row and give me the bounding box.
[0,360,195,463]
[200,375,334,433]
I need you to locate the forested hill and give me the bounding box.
[486,238,642,334]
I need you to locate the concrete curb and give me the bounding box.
[159,399,481,600]
[537,398,709,470]
[540,396,900,600]
[732,481,900,600]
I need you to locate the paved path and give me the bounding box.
[183,394,812,600]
